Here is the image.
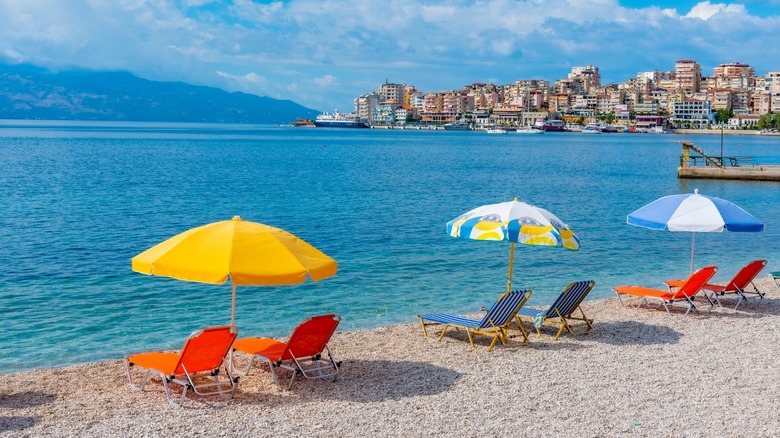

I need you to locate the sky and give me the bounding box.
[1,0,779,113]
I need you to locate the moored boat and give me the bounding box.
[486,128,507,134]
[443,120,472,131]
[582,122,603,134]
[534,119,565,132]
[516,126,544,134]
[313,111,368,128]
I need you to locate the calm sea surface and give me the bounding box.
[1,120,779,373]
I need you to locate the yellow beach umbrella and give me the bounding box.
[132,216,338,327]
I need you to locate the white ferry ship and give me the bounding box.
[314,112,368,128]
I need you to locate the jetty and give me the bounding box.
[677,141,780,181]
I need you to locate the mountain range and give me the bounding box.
[0,64,319,123]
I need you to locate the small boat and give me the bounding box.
[516,126,544,134]
[534,119,565,131]
[486,128,507,134]
[443,120,472,131]
[582,122,603,134]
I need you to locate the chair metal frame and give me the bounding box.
[614,266,718,316]
[230,314,341,390]
[702,260,766,310]
[517,280,596,340]
[417,290,532,351]
[125,326,239,407]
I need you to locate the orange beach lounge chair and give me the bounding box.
[231,314,342,390]
[125,326,239,407]
[666,260,767,310]
[613,266,718,315]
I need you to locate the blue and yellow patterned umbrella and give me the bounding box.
[447,199,579,293]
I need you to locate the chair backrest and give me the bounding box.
[281,314,341,360]
[724,260,766,291]
[478,290,530,328]
[175,326,238,375]
[673,266,718,300]
[546,280,596,318]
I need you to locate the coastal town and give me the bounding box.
[311,59,780,133]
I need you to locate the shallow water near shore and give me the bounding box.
[1,121,779,373]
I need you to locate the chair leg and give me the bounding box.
[465,329,475,349]
[418,317,430,338]
[734,291,747,310]
[615,291,626,307]
[683,298,696,316]
[437,324,452,342]
[486,333,500,352]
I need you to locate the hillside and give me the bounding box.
[0,64,318,123]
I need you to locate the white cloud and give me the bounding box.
[685,1,747,20]
[0,0,778,111]
[217,70,268,87]
[313,75,338,87]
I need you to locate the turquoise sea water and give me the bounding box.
[1,120,779,373]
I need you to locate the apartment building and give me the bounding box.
[671,99,713,128]
[714,62,755,89]
[569,65,601,89]
[634,101,660,114]
[767,72,780,112]
[675,59,701,92]
[420,91,472,122]
[708,89,732,111]
[377,82,406,105]
[373,103,395,125]
[355,93,382,124]
[730,90,752,113]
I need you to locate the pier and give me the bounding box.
[677,141,780,181]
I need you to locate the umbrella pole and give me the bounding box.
[231,284,237,328]
[506,242,516,295]
[690,232,696,275]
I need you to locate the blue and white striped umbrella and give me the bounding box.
[627,189,764,272]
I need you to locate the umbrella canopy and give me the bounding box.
[447,199,579,292]
[627,189,764,273]
[132,216,338,327]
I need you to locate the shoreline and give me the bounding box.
[2,276,779,436]
[362,125,780,136]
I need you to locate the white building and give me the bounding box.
[671,100,713,128]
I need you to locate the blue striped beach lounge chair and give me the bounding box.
[516,280,596,340]
[417,289,532,351]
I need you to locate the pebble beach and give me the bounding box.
[1,277,778,437]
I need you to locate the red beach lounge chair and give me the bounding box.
[613,266,718,315]
[125,326,239,407]
[666,260,767,310]
[231,314,341,390]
